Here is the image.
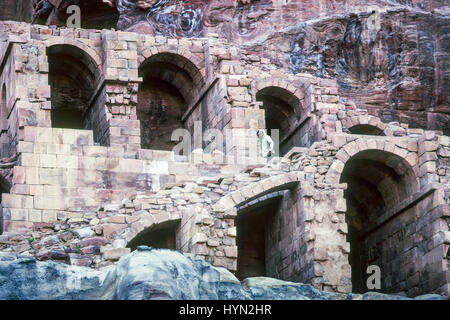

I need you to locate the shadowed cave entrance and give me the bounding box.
[47,44,99,131]
[127,220,180,252]
[256,86,305,156]
[236,198,280,280]
[0,84,8,158]
[340,149,418,294]
[348,124,385,135]
[0,176,11,235]
[138,53,204,151]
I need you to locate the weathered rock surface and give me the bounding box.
[0,248,446,300]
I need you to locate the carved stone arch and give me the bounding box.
[45,39,103,132]
[109,210,182,251]
[251,78,311,155]
[341,114,389,136]
[127,218,182,252]
[214,172,302,212]
[45,38,103,72]
[327,137,420,186]
[252,78,305,114]
[136,50,206,151]
[137,46,206,90]
[213,172,303,279]
[328,138,422,293]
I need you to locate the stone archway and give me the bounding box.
[137,52,205,151]
[0,84,7,158]
[235,190,285,280]
[340,148,419,293]
[46,42,101,132]
[127,219,181,252]
[322,136,450,296]
[214,172,302,213]
[340,114,389,136]
[214,172,314,282]
[253,81,307,156]
[101,209,183,261]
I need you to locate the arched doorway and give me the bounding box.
[47,44,99,131]
[0,84,7,158]
[236,197,281,280]
[127,219,181,252]
[348,124,385,135]
[340,149,419,293]
[256,86,303,156]
[138,53,204,151]
[0,176,11,235]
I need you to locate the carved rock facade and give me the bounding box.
[0,1,448,299]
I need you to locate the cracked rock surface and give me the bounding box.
[0,247,445,300]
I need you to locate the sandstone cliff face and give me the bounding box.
[0,248,445,300]
[283,7,450,132]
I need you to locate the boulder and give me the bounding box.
[0,249,446,300]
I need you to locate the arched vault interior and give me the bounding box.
[340,149,419,293]
[138,53,204,151]
[256,86,304,156]
[127,219,181,252]
[47,44,99,130]
[348,124,385,136]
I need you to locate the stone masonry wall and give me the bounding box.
[0,21,448,298]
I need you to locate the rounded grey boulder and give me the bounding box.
[0,250,446,300]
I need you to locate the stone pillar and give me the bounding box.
[104,81,141,155]
[102,30,142,156]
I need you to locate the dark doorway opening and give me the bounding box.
[340,149,418,293]
[348,124,385,135]
[137,77,186,150]
[138,53,204,152]
[236,200,279,280]
[127,220,180,252]
[256,86,303,156]
[47,44,98,131]
[0,176,11,235]
[0,84,8,158]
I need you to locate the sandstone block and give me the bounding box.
[75,227,95,239]
[2,194,33,209]
[40,154,57,168]
[207,239,220,247]
[103,223,127,240]
[218,196,236,211]
[224,246,238,258]
[335,198,347,213]
[9,209,28,221]
[42,210,58,223]
[29,209,42,222]
[343,141,359,157]
[192,233,207,244]
[227,227,236,237]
